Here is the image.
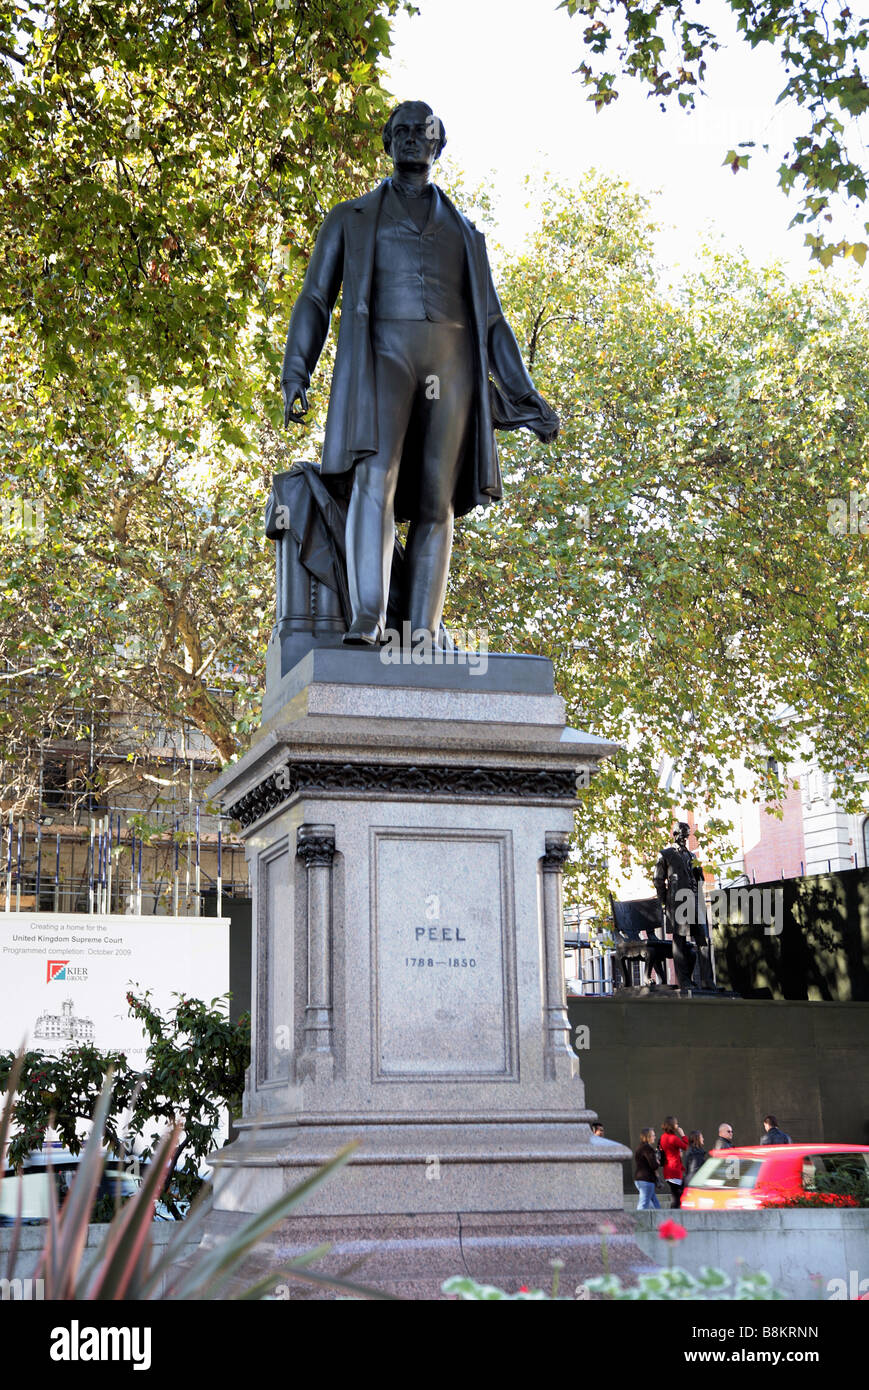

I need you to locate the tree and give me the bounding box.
[123,989,250,1211]
[559,0,869,265]
[446,175,869,905]
[0,0,402,418]
[0,0,401,808]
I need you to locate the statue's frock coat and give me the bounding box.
[280,180,537,522]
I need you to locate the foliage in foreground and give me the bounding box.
[581,1267,785,1301]
[443,1277,549,1301]
[0,1057,388,1300]
[443,1267,785,1301]
[443,1218,786,1300]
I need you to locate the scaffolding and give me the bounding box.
[564,908,616,997]
[1,668,251,916]
[2,814,248,917]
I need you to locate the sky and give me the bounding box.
[384,0,868,280]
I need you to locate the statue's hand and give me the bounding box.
[519,390,559,444]
[282,380,309,426]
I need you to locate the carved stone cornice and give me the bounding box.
[227,759,578,828]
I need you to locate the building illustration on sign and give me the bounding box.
[34,997,95,1045]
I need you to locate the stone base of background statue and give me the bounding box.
[202,649,647,1296]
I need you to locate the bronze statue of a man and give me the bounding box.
[653,822,715,990]
[281,100,558,645]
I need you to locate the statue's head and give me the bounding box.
[674,822,691,845]
[382,101,447,174]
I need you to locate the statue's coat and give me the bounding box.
[281,180,537,522]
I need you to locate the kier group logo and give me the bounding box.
[47,960,87,983]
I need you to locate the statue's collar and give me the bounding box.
[383,179,440,234]
[389,175,435,199]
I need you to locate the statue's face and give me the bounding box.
[389,103,441,174]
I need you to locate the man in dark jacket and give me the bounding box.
[712,1123,734,1150]
[760,1114,792,1145]
[281,100,558,643]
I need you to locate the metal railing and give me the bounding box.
[2,815,249,917]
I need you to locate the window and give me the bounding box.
[688,1157,763,1190]
[802,1153,869,1191]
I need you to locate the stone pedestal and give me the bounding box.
[204,649,638,1290]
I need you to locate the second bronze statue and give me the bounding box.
[280,99,559,645]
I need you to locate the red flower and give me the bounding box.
[762,1190,858,1209]
[658,1218,687,1241]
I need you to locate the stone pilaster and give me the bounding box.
[296,823,336,1079]
[540,831,576,1081]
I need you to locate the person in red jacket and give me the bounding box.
[660,1115,690,1209]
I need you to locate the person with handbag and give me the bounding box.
[659,1115,690,1208]
[634,1127,662,1210]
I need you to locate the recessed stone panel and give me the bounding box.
[372,829,516,1080]
[256,845,292,1085]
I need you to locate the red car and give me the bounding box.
[680,1143,869,1210]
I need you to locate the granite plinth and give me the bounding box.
[211,1114,624,1216]
[262,642,558,725]
[197,1209,651,1300]
[203,653,628,1260]
[209,649,619,828]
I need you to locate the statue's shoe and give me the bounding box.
[342,624,382,646]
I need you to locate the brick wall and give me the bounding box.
[743,780,806,881]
